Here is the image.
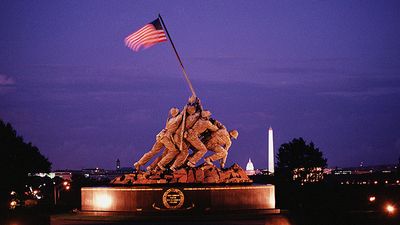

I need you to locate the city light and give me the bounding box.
[368,196,376,202]
[65,185,71,191]
[385,204,396,214]
[10,200,17,209]
[63,181,69,186]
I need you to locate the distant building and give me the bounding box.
[32,165,136,182]
[53,171,73,181]
[293,167,324,183]
[246,158,255,175]
[114,167,135,174]
[80,166,135,181]
[246,158,254,171]
[116,159,121,170]
[332,164,398,175]
[327,164,399,186]
[30,172,56,179]
[323,168,333,175]
[81,168,108,180]
[267,126,274,174]
[82,167,106,174]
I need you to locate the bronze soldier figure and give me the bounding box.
[204,129,238,168]
[169,105,201,171]
[133,107,182,171]
[185,110,219,167]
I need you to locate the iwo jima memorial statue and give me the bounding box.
[81,15,276,213]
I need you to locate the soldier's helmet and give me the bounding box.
[169,107,180,117]
[229,130,239,139]
[187,105,196,115]
[201,110,211,118]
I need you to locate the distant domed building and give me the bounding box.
[246,158,255,175]
[246,158,254,170]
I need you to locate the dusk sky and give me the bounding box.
[1,1,400,170]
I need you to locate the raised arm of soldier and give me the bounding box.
[188,95,203,111]
[210,118,226,130]
[198,111,218,132]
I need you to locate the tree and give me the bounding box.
[276,137,327,184]
[0,119,51,192]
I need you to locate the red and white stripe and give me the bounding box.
[124,24,167,52]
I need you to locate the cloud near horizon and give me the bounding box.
[0,74,15,85]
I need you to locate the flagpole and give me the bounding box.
[158,14,197,97]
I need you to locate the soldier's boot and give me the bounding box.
[157,162,167,171]
[143,170,152,178]
[204,157,213,166]
[146,163,160,173]
[187,161,196,168]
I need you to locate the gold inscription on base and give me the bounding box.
[162,188,184,209]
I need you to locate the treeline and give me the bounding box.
[0,119,51,193]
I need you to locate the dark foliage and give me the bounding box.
[0,119,51,192]
[276,137,327,183]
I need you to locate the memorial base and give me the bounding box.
[81,184,275,213]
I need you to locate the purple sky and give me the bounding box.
[1,1,400,170]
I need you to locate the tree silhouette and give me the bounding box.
[276,137,327,183]
[0,119,51,193]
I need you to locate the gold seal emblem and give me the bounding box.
[162,188,184,209]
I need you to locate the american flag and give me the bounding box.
[124,18,167,52]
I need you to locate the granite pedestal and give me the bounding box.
[81,184,275,213]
